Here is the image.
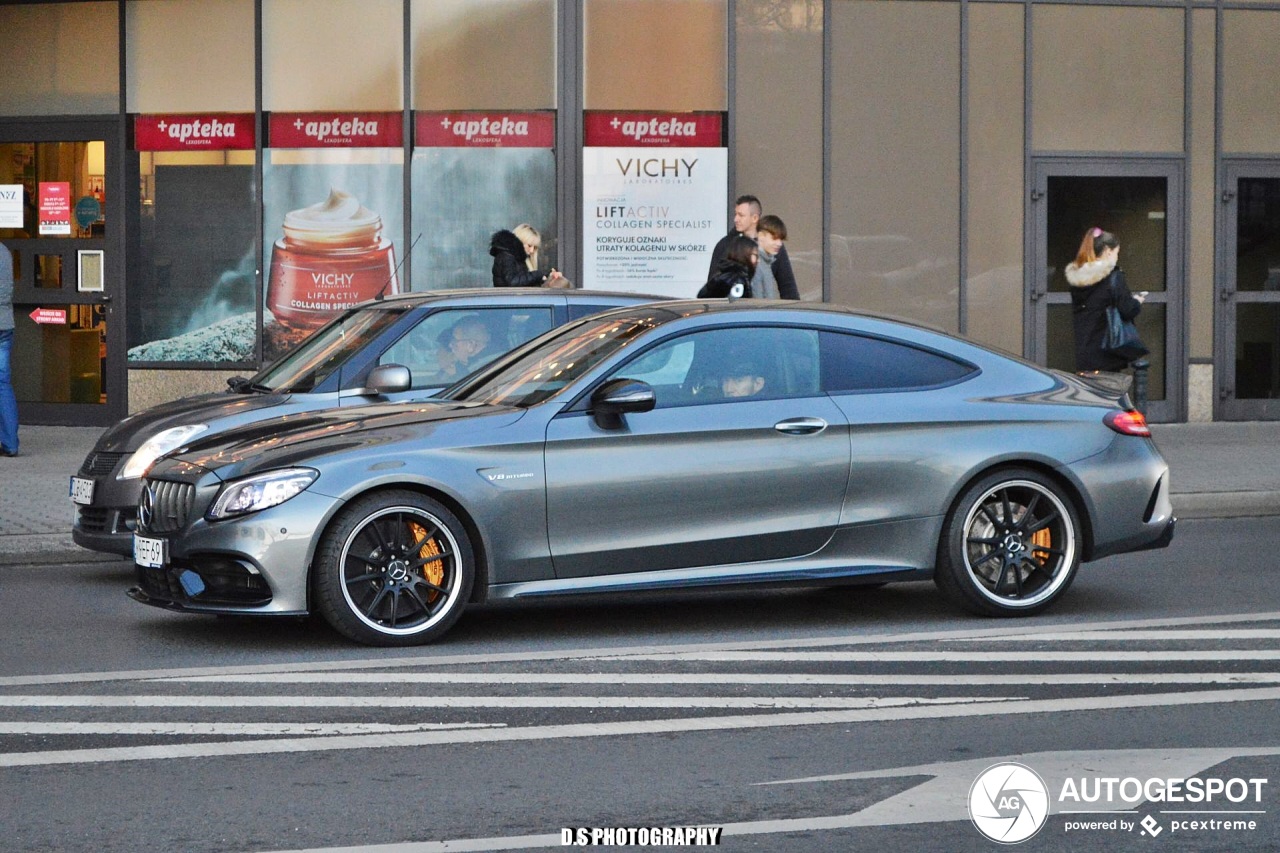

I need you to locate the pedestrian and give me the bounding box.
[698,235,757,298]
[706,195,799,299]
[1066,227,1147,375]
[489,223,565,288]
[751,215,788,299]
[0,241,18,457]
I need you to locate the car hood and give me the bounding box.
[96,391,292,453]
[153,399,525,482]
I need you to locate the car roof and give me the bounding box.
[362,287,669,309]
[632,297,951,335]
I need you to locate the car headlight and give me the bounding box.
[118,424,209,480]
[206,468,319,520]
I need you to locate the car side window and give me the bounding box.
[379,308,554,390]
[612,326,819,408]
[820,331,976,393]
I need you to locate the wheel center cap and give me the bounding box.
[1003,533,1023,556]
[387,560,410,582]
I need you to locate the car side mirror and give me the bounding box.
[362,364,411,396]
[591,378,655,428]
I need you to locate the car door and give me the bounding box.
[544,325,851,579]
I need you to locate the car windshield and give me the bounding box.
[448,307,678,408]
[250,306,409,393]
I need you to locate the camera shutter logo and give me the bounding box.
[969,762,1050,843]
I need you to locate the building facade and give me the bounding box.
[2,0,1278,426]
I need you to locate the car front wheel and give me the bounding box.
[935,469,1081,617]
[313,491,474,645]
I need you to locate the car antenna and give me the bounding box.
[375,232,422,301]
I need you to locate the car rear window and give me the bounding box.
[820,331,976,392]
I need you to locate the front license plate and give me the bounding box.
[133,535,168,569]
[69,476,95,506]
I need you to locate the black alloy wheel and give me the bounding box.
[314,491,474,645]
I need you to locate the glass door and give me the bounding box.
[1220,162,1280,420]
[1029,158,1184,423]
[0,119,124,426]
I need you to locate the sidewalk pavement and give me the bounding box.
[1,421,1279,567]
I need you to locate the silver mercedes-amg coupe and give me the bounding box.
[128,300,1175,645]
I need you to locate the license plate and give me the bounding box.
[69,476,95,506]
[133,535,168,569]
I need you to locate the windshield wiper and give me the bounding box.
[227,376,275,394]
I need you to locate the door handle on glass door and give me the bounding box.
[774,417,827,435]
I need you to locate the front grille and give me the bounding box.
[140,479,196,534]
[77,507,112,533]
[81,451,125,477]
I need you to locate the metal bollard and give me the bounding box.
[1130,358,1150,414]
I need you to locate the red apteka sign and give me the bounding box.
[134,114,255,151]
[584,112,723,147]
[29,307,68,325]
[269,112,403,148]
[415,112,555,148]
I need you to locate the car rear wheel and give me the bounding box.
[313,491,473,646]
[935,469,1080,617]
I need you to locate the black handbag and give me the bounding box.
[1102,277,1149,361]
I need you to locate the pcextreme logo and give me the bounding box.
[969,763,1051,844]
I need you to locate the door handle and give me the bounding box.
[774,417,827,435]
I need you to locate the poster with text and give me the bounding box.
[38,182,71,236]
[582,113,726,297]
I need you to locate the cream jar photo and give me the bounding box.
[266,188,399,329]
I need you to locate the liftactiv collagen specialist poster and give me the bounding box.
[582,112,727,298]
[261,112,406,362]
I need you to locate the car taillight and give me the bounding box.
[1104,409,1151,437]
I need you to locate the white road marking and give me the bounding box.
[167,671,1280,685]
[4,685,1280,768]
[0,722,502,736]
[0,695,1014,709]
[4,610,1279,687]
[592,650,1280,662]
[252,749,1280,853]
[967,629,1280,641]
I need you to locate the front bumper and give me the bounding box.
[127,489,341,616]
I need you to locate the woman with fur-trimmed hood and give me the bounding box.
[1066,227,1146,373]
[489,224,563,288]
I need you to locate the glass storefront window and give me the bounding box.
[13,306,108,406]
[411,113,558,291]
[585,0,727,110]
[411,0,556,110]
[127,150,259,364]
[829,0,960,332]
[0,142,106,240]
[0,2,118,116]
[126,0,255,113]
[263,0,403,111]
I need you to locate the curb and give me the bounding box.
[1,492,1278,568]
[1171,490,1280,520]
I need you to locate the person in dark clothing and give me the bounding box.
[705,195,799,299]
[489,224,563,287]
[1066,227,1147,373]
[698,235,757,298]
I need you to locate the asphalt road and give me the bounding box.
[3,517,1280,852]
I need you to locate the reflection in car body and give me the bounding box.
[127,300,1175,646]
[71,288,661,555]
